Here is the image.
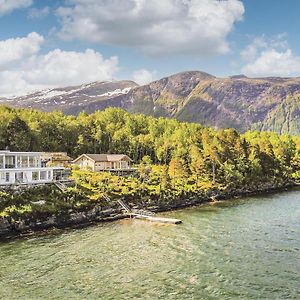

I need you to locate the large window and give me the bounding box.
[5,156,15,168]
[0,156,4,169]
[32,171,39,181]
[16,156,22,168]
[0,172,5,181]
[0,172,10,182]
[15,172,24,183]
[22,156,28,168]
[16,156,30,168]
[34,157,40,167]
[29,156,39,167]
[40,171,47,180]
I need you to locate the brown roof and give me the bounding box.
[42,152,73,160]
[73,154,132,163]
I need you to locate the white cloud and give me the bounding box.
[240,37,267,62]
[0,33,120,97]
[28,6,49,19]
[0,32,44,68]
[56,0,244,56]
[22,49,119,87]
[132,69,156,85]
[242,49,300,77]
[241,35,300,77]
[0,0,32,15]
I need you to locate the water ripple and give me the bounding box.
[1,190,300,299]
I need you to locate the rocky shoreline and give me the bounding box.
[0,181,297,240]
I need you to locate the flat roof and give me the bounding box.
[0,151,43,155]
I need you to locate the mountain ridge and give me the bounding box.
[2,70,300,134]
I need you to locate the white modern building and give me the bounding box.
[0,150,69,186]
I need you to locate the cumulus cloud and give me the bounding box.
[241,35,300,77]
[0,0,32,15]
[28,6,49,19]
[56,0,244,56]
[0,32,44,68]
[132,69,156,85]
[22,49,119,87]
[0,33,120,97]
[240,37,268,62]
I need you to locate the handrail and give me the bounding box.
[54,181,68,192]
[103,193,132,213]
[116,199,132,213]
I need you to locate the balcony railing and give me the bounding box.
[5,164,16,169]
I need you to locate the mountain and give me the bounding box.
[0,80,138,114]
[2,71,300,134]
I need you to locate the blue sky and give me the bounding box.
[0,0,300,96]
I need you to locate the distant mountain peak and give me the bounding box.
[229,74,248,79]
[2,70,300,134]
[1,80,138,114]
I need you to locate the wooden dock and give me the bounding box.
[112,198,182,225]
[132,213,182,224]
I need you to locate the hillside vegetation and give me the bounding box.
[1,105,300,186]
[1,105,300,231]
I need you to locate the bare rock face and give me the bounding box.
[2,71,300,134]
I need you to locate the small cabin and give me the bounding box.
[72,154,133,172]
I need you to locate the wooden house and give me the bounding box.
[72,154,134,172]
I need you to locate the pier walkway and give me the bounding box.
[103,195,182,225]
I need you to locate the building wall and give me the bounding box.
[0,169,55,185]
[94,162,109,171]
[94,160,130,171]
[0,154,42,169]
[73,157,95,171]
[73,156,131,172]
[0,152,68,185]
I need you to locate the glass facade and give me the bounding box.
[15,172,24,183]
[40,171,47,180]
[0,152,68,185]
[5,156,15,168]
[32,171,39,181]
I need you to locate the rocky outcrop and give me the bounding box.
[0,180,295,239]
[0,205,127,238]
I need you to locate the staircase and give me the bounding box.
[54,181,68,192]
[102,194,181,224]
[103,194,132,213]
[116,199,132,213]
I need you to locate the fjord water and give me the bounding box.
[1,190,299,299]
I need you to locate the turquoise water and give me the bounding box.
[0,190,300,299]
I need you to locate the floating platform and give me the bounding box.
[132,214,182,224]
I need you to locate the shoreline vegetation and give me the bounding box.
[0,178,297,239]
[1,106,300,238]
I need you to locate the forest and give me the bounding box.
[1,104,300,222]
[1,104,300,188]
